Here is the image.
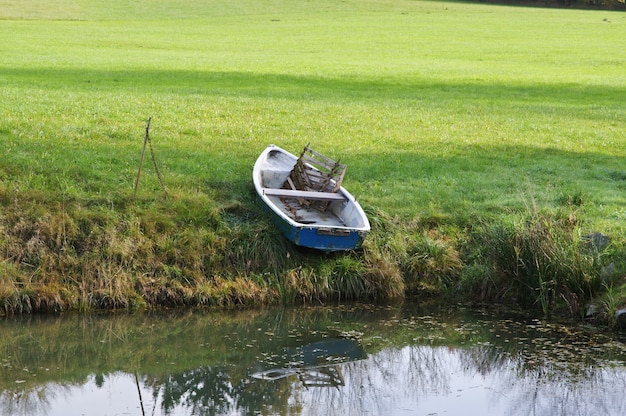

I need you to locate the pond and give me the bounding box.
[1,303,626,416]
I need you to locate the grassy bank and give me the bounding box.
[1,0,625,321]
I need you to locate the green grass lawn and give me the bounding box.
[1,0,625,314]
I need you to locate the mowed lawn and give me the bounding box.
[1,0,625,233]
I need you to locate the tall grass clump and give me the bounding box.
[359,208,461,298]
[461,208,606,317]
[402,229,463,295]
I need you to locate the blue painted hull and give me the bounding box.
[257,195,367,251]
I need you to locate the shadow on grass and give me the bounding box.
[3,68,625,107]
[3,131,625,217]
[346,143,626,219]
[350,143,626,181]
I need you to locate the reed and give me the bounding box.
[460,208,605,316]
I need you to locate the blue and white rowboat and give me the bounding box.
[253,144,370,252]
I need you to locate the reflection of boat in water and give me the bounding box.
[253,365,347,387]
[251,338,367,387]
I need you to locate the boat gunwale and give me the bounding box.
[253,144,370,233]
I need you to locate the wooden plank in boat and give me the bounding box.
[283,144,348,212]
[262,188,346,201]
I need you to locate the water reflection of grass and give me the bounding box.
[1,306,624,387]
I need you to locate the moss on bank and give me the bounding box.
[1,186,623,325]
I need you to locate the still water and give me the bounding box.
[1,303,626,416]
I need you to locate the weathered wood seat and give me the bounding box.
[262,188,346,201]
[282,144,347,211]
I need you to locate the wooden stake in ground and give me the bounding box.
[134,117,167,198]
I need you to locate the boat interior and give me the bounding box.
[259,149,366,228]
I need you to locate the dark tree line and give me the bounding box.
[476,0,626,10]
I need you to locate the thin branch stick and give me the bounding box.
[133,117,151,198]
[148,131,167,196]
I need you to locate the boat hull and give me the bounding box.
[253,145,370,252]
[261,202,368,251]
